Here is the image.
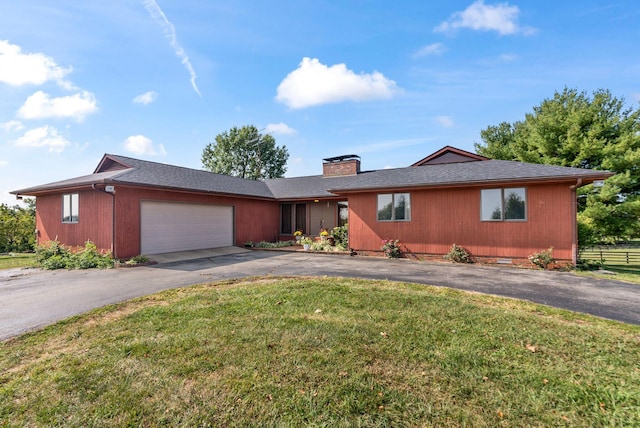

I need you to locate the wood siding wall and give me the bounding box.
[35,190,114,252]
[347,183,576,261]
[112,187,280,258]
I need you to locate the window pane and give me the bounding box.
[281,203,292,234]
[62,194,71,222]
[481,189,502,221]
[71,193,79,222]
[394,193,410,221]
[338,201,348,227]
[504,188,526,220]
[295,203,306,233]
[377,194,392,221]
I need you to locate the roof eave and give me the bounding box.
[10,178,115,196]
[328,173,615,194]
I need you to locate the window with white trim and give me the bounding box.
[481,188,526,221]
[377,193,410,221]
[62,193,79,223]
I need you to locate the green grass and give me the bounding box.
[575,267,640,285]
[1,277,639,426]
[0,253,35,270]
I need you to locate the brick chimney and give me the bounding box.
[322,155,361,177]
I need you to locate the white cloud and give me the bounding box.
[133,91,158,105]
[17,90,98,122]
[434,1,536,36]
[0,120,23,132]
[0,160,7,167]
[265,122,296,135]
[0,40,73,88]
[435,115,455,128]
[142,0,202,98]
[275,57,400,109]
[412,43,446,58]
[14,126,71,153]
[124,135,166,156]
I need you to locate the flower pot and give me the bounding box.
[303,244,310,251]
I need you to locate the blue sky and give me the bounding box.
[1,1,639,205]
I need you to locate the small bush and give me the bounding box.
[35,240,113,270]
[125,255,150,265]
[575,258,604,271]
[381,239,402,259]
[35,240,69,265]
[445,244,473,263]
[255,240,295,248]
[529,247,555,269]
[331,224,348,247]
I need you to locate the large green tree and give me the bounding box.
[474,88,640,244]
[202,125,289,180]
[0,199,36,252]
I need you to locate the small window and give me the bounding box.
[62,193,79,223]
[338,201,348,227]
[280,203,292,234]
[377,193,410,222]
[481,188,526,221]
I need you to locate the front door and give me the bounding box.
[309,201,336,235]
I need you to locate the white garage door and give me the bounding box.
[141,201,234,255]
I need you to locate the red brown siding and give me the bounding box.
[347,183,576,261]
[35,190,114,253]
[112,187,279,258]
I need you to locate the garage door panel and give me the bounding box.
[141,202,233,254]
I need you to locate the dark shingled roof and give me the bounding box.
[12,154,274,199]
[324,160,612,193]
[264,175,358,199]
[12,153,613,199]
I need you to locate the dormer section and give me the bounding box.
[94,154,132,173]
[323,155,361,177]
[412,146,488,166]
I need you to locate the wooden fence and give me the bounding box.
[581,249,640,266]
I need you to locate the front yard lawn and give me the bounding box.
[0,253,35,270]
[1,277,638,426]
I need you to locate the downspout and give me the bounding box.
[569,178,583,266]
[92,184,116,258]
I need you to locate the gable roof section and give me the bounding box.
[412,146,488,166]
[326,159,613,194]
[12,154,275,199]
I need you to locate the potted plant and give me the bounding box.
[300,236,313,251]
[320,229,329,241]
[293,230,303,242]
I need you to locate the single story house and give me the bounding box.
[11,146,612,264]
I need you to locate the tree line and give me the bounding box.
[0,200,36,253]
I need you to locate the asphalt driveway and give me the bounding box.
[2,249,639,341]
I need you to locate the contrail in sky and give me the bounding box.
[142,0,202,98]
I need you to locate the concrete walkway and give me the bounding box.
[1,249,639,341]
